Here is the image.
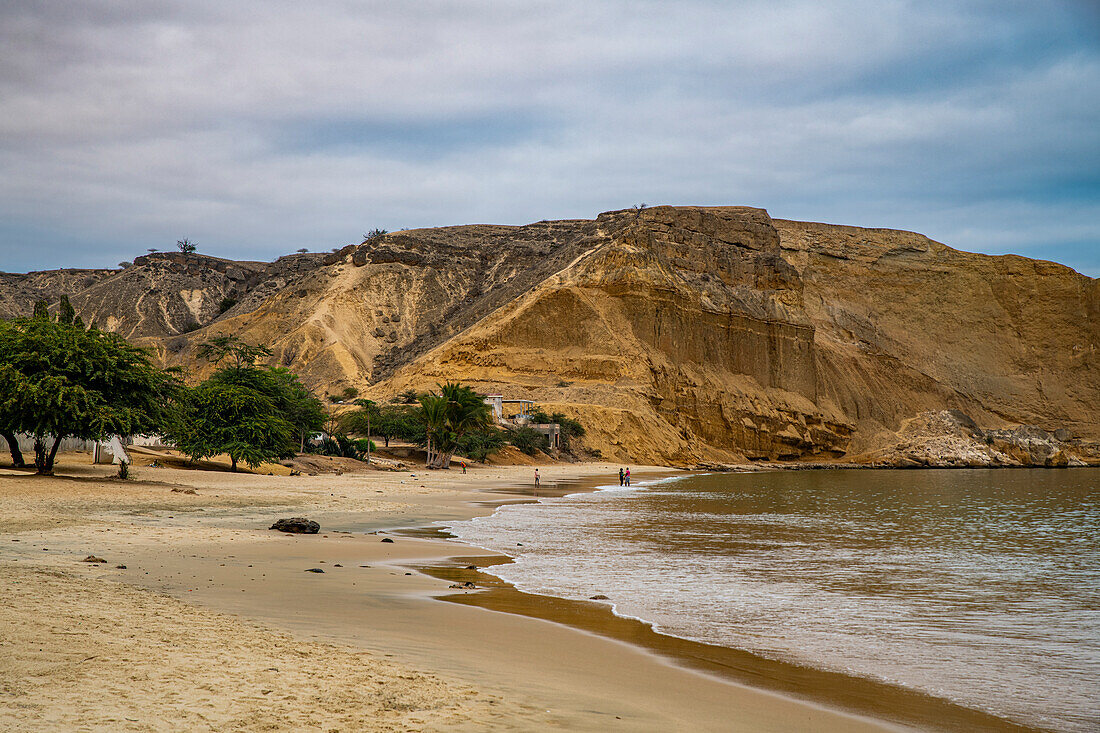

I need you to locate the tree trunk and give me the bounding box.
[2,430,24,467]
[365,417,371,465]
[34,436,61,475]
[230,455,238,472]
[428,450,453,470]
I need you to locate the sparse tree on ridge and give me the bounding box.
[362,228,387,244]
[177,238,197,254]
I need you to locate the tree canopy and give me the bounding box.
[167,381,292,471]
[419,382,492,469]
[0,315,177,474]
[164,337,324,470]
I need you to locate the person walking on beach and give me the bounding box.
[619,467,625,486]
[460,460,466,474]
[624,467,630,486]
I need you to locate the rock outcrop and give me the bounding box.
[859,410,1097,467]
[270,517,320,534]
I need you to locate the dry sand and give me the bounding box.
[0,453,909,732]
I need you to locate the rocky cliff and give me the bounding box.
[4,206,1096,466]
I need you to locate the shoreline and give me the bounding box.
[419,472,1037,733]
[0,457,1039,731]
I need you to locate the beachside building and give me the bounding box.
[483,395,561,449]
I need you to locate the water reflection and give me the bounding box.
[450,469,1100,733]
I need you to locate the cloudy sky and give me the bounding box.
[1,0,1098,275]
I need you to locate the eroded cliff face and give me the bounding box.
[372,207,856,464]
[775,219,1100,451]
[6,206,1096,466]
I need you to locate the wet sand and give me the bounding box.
[2,455,915,731]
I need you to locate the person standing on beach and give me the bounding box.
[460,460,466,474]
[534,469,540,488]
[625,467,630,486]
[619,467,624,486]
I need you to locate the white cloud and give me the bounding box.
[0,0,1096,275]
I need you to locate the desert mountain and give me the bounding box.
[3,206,1096,466]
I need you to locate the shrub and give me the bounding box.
[455,428,506,462]
[218,297,237,314]
[508,427,548,456]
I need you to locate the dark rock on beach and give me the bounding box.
[380,537,394,543]
[304,568,325,573]
[270,517,320,534]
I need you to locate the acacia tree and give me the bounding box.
[418,382,492,469]
[165,337,323,469]
[168,382,291,471]
[0,315,176,474]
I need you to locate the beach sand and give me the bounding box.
[0,454,909,732]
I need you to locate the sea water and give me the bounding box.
[447,469,1100,732]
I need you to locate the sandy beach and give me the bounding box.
[0,453,914,732]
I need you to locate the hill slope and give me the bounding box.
[5,206,1096,465]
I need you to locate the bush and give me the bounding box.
[342,387,359,400]
[508,427,548,456]
[316,433,363,459]
[455,428,506,462]
[218,297,237,314]
[180,320,201,333]
[363,228,388,243]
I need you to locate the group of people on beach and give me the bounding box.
[531,467,630,490]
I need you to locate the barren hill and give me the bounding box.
[4,206,1097,466]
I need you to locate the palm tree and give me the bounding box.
[419,383,491,469]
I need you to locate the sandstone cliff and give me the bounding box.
[5,206,1096,466]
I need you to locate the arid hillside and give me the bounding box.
[4,206,1096,466]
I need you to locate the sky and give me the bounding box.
[1,0,1098,276]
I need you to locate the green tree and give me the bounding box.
[167,382,291,471]
[507,426,548,456]
[418,382,492,469]
[177,238,197,254]
[345,398,379,463]
[374,404,422,446]
[202,356,323,454]
[57,295,76,325]
[165,337,324,469]
[0,317,176,474]
[455,428,506,462]
[196,335,272,370]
